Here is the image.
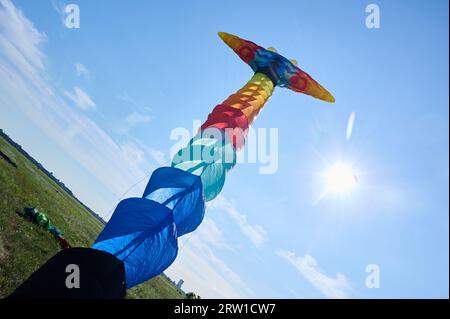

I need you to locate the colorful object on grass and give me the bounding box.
[23,207,71,250]
[93,32,334,288]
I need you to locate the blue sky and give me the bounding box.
[0,0,448,298]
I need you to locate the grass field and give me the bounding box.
[0,134,185,299]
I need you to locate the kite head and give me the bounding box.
[218,32,335,103]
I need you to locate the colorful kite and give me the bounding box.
[92,32,335,288]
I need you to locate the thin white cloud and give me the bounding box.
[166,233,253,298]
[116,92,151,111]
[0,0,45,70]
[63,86,96,110]
[133,138,167,166]
[115,92,153,133]
[0,0,49,94]
[125,111,152,126]
[117,92,138,106]
[209,195,268,248]
[120,142,146,166]
[146,147,166,166]
[346,111,356,140]
[75,62,89,78]
[191,236,241,284]
[197,218,233,251]
[165,216,254,298]
[50,0,65,25]
[277,250,351,299]
[115,111,153,134]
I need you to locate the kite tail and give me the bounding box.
[92,32,334,289]
[216,72,275,129]
[172,72,275,201]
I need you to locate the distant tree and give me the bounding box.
[185,292,196,299]
[185,292,201,299]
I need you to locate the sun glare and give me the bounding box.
[324,163,358,194]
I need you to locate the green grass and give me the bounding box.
[0,135,185,299]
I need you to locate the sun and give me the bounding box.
[324,162,358,194]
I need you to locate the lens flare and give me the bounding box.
[324,163,358,194]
